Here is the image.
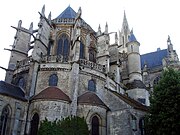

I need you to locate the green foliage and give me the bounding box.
[145,68,180,135]
[38,116,89,135]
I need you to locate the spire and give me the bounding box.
[122,10,129,30]
[97,24,101,35]
[105,22,108,34]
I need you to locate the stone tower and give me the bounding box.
[126,30,149,105]
[127,30,142,82]
[5,20,33,83]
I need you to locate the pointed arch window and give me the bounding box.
[18,77,25,89]
[49,74,58,86]
[0,106,10,135]
[57,34,70,61]
[30,113,39,135]
[80,42,85,59]
[91,116,99,135]
[88,79,96,92]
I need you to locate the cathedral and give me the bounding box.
[0,5,179,135]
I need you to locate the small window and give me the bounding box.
[88,79,96,92]
[18,77,25,89]
[49,74,58,86]
[138,98,146,105]
[153,76,160,85]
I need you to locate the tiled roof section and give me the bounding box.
[56,6,77,19]
[128,30,137,42]
[0,81,26,101]
[109,90,148,111]
[78,92,109,110]
[32,87,71,102]
[126,80,146,89]
[141,49,167,69]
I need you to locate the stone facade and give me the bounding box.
[0,5,179,135]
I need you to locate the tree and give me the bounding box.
[145,68,180,135]
[38,116,89,135]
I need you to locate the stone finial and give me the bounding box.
[18,20,22,28]
[115,32,118,44]
[98,24,101,32]
[78,7,82,17]
[41,5,45,16]
[105,22,108,33]
[29,22,33,33]
[48,12,51,20]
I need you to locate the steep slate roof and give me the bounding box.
[32,87,71,102]
[0,81,26,101]
[110,90,148,111]
[56,6,76,19]
[78,92,109,110]
[128,30,137,42]
[140,49,167,69]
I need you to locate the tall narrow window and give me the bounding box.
[30,113,39,135]
[47,41,52,56]
[139,118,145,135]
[91,116,99,135]
[49,74,58,86]
[57,34,70,61]
[88,79,96,92]
[57,39,63,55]
[0,106,10,135]
[80,42,84,59]
[131,115,137,131]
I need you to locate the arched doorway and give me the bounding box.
[91,116,99,135]
[0,106,10,135]
[30,113,39,135]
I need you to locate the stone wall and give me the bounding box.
[0,95,27,135]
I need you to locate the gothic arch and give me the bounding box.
[30,112,39,135]
[88,79,96,92]
[56,33,70,61]
[49,73,58,86]
[90,114,101,135]
[0,105,11,135]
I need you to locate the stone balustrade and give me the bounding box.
[40,55,69,63]
[79,59,106,73]
[16,57,32,68]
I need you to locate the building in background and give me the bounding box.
[0,5,179,135]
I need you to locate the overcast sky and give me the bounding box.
[0,0,179,81]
